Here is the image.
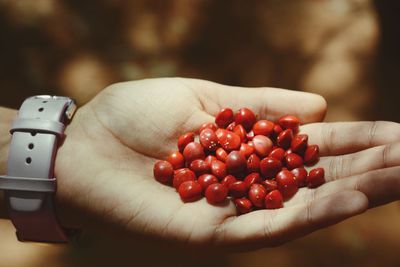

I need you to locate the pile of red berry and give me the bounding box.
[153,107,325,214]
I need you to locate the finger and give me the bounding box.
[216,190,367,250]
[302,121,400,156]
[313,143,400,182]
[311,166,400,208]
[185,79,327,123]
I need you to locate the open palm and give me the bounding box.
[54,78,400,251]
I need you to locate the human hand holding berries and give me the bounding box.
[51,78,400,250]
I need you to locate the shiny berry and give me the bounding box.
[235,108,257,131]
[234,124,247,142]
[276,170,298,199]
[252,135,273,157]
[291,167,308,187]
[218,131,241,151]
[278,115,300,131]
[268,147,286,161]
[307,168,325,188]
[221,175,237,188]
[205,155,217,166]
[177,132,195,152]
[261,180,278,192]
[189,159,210,176]
[285,153,304,170]
[234,198,253,215]
[229,181,248,198]
[153,160,174,185]
[304,145,320,165]
[244,172,262,187]
[252,120,274,136]
[226,122,236,131]
[205,183,228,204]
[260,157,282,179]
[166,151,185,169]
[215,108,234,128]
[246,130,255,141]
[216,147,228,162]
[226,151,247,174]
[273,124,283,138]
[199,122,218,133]
[247,153,261,173]
[199,128,219,151]
[183,142,205,163]
[277,129,294,149]
[291,134,308,154]
[210,160,227,179]
[173,168,196,190]
[178,181,202,202]
[197,174,219,190]
[265,190,283,209]
[248,183,267,208]
[239,143,254,158]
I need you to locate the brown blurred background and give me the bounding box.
[1,0,400,266]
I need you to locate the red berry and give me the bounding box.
[189,159,210,176]
[285,153,304,170]
[247,153,261,173]
[261,180,278,192]
[226,151,247,174]
[221,175,237,188]
[210,160,227,179]
[216,147,228,162]
[304,145,320,165]
[153,160,174,185]
[199,128,219,151]
[177,132,195,152]
[265,190,283,209]
[205,183,228,204]
[218,131,241,151]
[252,135,273,157]
[178,181,202,202]
[234,124,247,142]
[166,151,185,169]
[205,155,217,166]
[268,147,286,161]
[183,142,205,163]
[244,172,262,187]
[248,183,267,208]
[173,168,196,190]
[291,167,308,187]
[239,143,254,158]
[234,198,253,215]
[260,157,283,179]
[197,174,219,191]
[276,170,298,199]
[277,129,294,149]
[291,134,308,154]
[229,181,248,198]
[235,108,257,131]
[215,108,234,128]
[273,124,283,138]
[199,122,217,133]
[226,122,236,131]
[278,115,300,131]
[252,120,274,136]
[307,168,325,188]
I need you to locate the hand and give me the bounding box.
[54,78,400,251]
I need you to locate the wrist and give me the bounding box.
[0,107,17,220]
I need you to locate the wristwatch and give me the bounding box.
[0,95,77,243]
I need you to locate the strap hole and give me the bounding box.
[28,143,34,150]
[31,132,37,136]
[38,107,44,112]
[26,157,32,164]
[42,101,48,103]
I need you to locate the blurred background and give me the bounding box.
[1,0,400,266]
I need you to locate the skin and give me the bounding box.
[1,77,400,251]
